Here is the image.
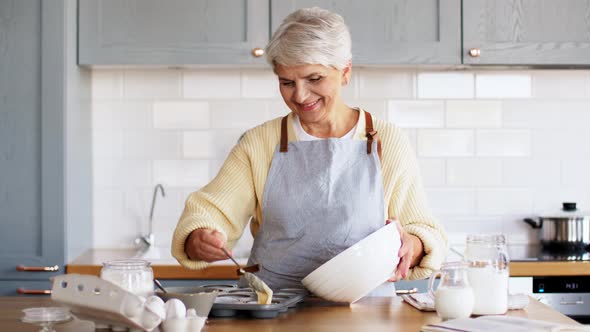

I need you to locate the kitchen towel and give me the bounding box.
[402,293,530,312]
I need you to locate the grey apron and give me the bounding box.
[242,111,387,291]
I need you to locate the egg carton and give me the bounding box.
[200,284,308,319]
[51,274,162,331]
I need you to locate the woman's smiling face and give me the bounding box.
[275,63,350,125]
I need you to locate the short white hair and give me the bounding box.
[265,7,352,71]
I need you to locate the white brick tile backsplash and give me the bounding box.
[92,70,123,99]
[241,69,280,98]
[359,69,414,98]
[504,101,590,129]
[562,160,590,185]
[532,71,590,98]
[417,72,474,99]
[417,129,474,157]
[532,186,590,213]
[153,160,210,188]
[124,188,184,222]
[503,159,561,186]
[476,72,531,98]
[267,100,292,118]
[503,158,561,187]
[476,188,533,215]
[341,71,358,99]
[153,101,210,129]
[417,158,446,186]
[124,70,181,99]
[183,131,213,159]
[183,69,241,99]
[123,131,182,159]
[426,188,476,216]
[446,100,502,128]
[89,67,590,248]
[211,129,247,159]
[476,130,531,157]
[92,101,153,130]
[447,159,502,186]
[532,129,590,158]
[442,216,506,245]
[387,100,444,128]
[93,160,152,187]
[94,215,138,248]
[93,130,123,159]
[351,100,387,120]
[94,189,125,219]
[210,100,270,129]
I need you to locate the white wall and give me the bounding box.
[91,68,590,253]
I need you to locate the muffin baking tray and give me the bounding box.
[201,284,308,318]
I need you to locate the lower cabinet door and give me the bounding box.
[0,280,53,296]
[395,279,431,294]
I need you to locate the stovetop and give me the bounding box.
[451,244,590,262]
[508,244,590,262]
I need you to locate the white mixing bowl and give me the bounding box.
[301,222,401,303]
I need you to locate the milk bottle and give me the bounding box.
[464,234,509,315]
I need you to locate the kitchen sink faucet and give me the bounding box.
[135,184,166,248]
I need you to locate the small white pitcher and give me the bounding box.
[428,261,474,320]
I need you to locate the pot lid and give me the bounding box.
[539,202,590,218]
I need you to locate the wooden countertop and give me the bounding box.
[0,296,580,331]
[67,249,590,279]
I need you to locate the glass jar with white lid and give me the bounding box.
[464,234,510,315]
[100,259,154,297]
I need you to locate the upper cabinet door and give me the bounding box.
[271,0,461,65]
[463,0,590,65]
[78,0,269,66]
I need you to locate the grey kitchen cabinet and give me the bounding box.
[271,0,462,65]
[78,0,460,66]
[78,0,270,66]
[0,0,92,294]
[395,279,433,294]
[463,0,590,65]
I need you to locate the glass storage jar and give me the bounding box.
[100,259,154,297]
[464,234,510,315]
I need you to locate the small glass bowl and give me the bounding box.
[21,307,72,332]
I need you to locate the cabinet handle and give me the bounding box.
[16,264,60,272]
[395,288,418,295]
[251,47,265,57]
[17,288,52,295]
[468,48,481,57]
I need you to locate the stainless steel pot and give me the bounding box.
[523,202,590,249]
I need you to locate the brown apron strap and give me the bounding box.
[280,115,289,152]
[364,111,382,161]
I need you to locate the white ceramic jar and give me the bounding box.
[464,234,510,315]
[100,259,154,297]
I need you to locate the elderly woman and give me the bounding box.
[172,7,447,291]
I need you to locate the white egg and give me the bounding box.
[145,297,166,320]
[146,295,165,306]
[165,298,187,319]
